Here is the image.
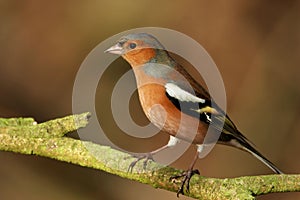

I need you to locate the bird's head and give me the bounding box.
[105,33,173,67]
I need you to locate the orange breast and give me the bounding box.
[133,69,209,144]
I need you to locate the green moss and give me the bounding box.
[0,117,36,127]
[0,113,299,200]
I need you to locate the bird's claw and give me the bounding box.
[170,169,200,197]
[126,153,154,172]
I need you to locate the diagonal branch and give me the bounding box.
[0,113,299,200]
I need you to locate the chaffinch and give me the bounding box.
[105,33,283,195]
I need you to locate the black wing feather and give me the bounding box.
[165,91,212,124]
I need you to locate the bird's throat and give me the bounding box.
[122,48,156,67]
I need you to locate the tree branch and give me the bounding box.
[0,113,299,199]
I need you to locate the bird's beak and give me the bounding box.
[104,43,124,55]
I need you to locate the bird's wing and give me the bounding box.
[164,82,241,139]
[165,82,216,123]
[165,83,210,123]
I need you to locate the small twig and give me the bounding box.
[0,112,90,138]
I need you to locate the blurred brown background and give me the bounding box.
[0,1,299,199]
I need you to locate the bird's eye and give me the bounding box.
[129,43,137,49]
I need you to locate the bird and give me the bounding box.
[105,33,283,196]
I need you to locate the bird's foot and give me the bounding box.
[126,153,154,172]
[170,169,200,197]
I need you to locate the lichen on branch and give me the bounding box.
[0,113,299,200]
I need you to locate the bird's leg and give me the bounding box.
[170,144,202,197]
[127,136,180,172]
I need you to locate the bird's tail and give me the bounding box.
[228,131,283,174]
